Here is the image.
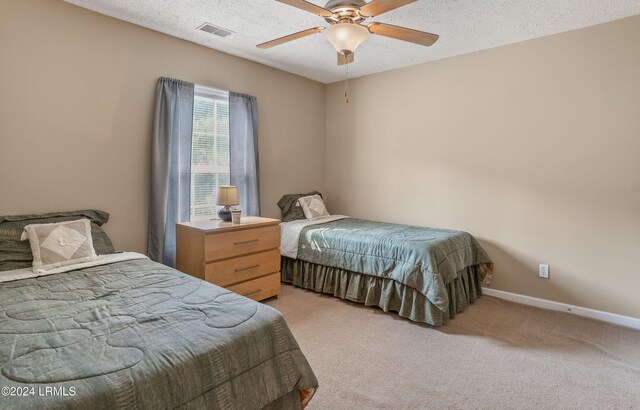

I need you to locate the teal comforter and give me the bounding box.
[0,259,317,409]
[297,218,492,312]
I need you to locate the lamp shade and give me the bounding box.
[216,186,239,206]
[323,23,369,54]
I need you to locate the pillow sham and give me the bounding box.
[0,209,115,272]
[21,219,99,273]
[298,194,330,221]
[277,191,323,222]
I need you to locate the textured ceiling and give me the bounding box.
[64,0,640,84]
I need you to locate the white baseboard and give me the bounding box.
[481,287,640,331]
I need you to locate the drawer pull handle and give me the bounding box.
[234,239,259,246]
[235,264,260,273]
[242,289,262,297]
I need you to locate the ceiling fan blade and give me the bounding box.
[359,0,417,17]
[337,51,355,66]
[257,27,325,49]
[277,0,333,17]
[368,22,439,46]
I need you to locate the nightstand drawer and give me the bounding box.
[205,225,279,262]
[205,249,280,287]
[227,272,280,301]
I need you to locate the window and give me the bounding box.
[190,85,230,221]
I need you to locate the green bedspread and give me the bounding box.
[297,218,492,313]
[0,259,317,409]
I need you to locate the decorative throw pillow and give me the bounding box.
[0,209,115,272]
[277,191,323,222]
[298,195,330,221]
[21,219,99,273]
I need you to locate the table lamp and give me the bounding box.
[216,186,239,222]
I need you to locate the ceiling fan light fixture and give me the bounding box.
[323,22,369,54]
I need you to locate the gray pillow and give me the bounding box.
[0,210,115,271]
[277,191,323,222]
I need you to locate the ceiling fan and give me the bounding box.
[257,0,439,65]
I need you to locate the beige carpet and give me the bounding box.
[267,285,640,409]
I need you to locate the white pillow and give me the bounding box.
[21,219,98,273]
[298,195,330,221]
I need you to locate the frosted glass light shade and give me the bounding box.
[216,186,239,206]
[323,23,369,54]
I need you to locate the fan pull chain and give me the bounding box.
[345,79,349,104]
[344,63,349,104]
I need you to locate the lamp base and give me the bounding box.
[217,206,232,222]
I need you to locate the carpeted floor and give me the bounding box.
[267,284,640,409]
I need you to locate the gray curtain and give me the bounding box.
[229,92,260,216]
[148,77,194,267]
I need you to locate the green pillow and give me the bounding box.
[0,210,116,271]
[277,192,323,222]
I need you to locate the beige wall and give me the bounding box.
[325,16,640,318]
[0,0,325,252]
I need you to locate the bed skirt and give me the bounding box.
[281,257,486,326]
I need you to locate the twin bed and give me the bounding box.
[278,194,493,327]
[0,211,317,410]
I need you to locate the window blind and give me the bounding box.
[190,85,230,221]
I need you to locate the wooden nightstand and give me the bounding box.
[176,217,281,301]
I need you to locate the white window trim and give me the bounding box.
[194,84,228,100]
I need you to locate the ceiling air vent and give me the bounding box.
[197,23,233,37]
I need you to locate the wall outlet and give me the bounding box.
[538,264,549,279]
